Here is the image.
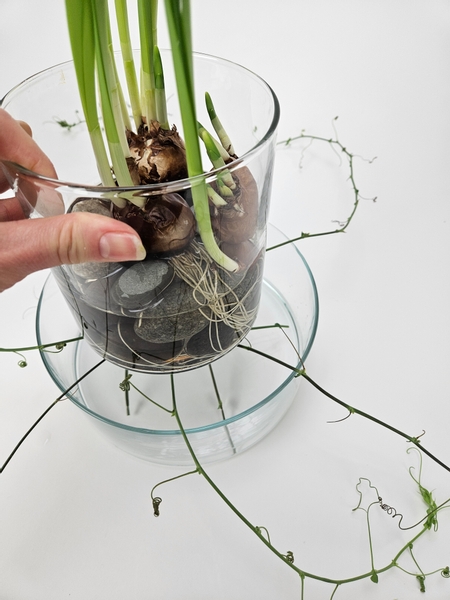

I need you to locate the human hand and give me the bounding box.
[0,109,145,292]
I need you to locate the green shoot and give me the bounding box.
[217,174,234,198]
[107,10,132,133]
[115,68,133,133]
[66,0,238,268]
[93,0,133,186]
[198,121,231,162]
[205,91,235,156]
[114,0,141,129]
[65,0,115,186]
[164,0,238,272]
[138,0,158,125]
[207,184,227,207]
[153,45,170,129]
[200,101,239,203]
[197,124,235,190]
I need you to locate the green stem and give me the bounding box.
[267,132,370,251]
[164,0,238,272]
[89,125,116,186]
[301,371,450,474]
[151,469,199,500]
[65,0,115,185]
[206,184,227,207]
[205,91,235,155]
[153,45,169,129]
[129,382,173,414]
[208,365,236,454]
[170,372,439,588]
[238,343,450,474]
[170,374,307,575]
[0,359,105,473]
[124,368,130,416]
[198,121,231,162]
[408,545,425,578]
[251,324,289,330]
[138,0,158,124]
[0,336,82,353]
[115,0,142,129]
[330,584,339,600]
[93,0,133,185]
[365,502,378,580]
[198,124,235,188]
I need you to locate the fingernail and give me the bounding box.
[99,232,146,261]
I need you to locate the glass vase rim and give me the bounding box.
[0,49,281,195]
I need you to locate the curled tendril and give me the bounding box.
[410,430,426,444]
[375,450,450,533]
[284,551,294,564]
[42,342,67,354]
[256,526,271,544]
[11,351,28,367]
[150,469,198,519]
[152,497,162,517]
[270,124,377,253]
[353,477,380,512]
[408,448,439,531]
[327,407,354,424]
[441,567,450,578]
[119,373,132,392]
[1,337,81,367]
[378,496,403,521]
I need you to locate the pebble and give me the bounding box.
[111,260,174,309]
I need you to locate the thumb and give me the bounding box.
[0,212,146,292]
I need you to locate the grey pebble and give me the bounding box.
[112,260,174,309]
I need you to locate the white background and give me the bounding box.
[1,1,450,599]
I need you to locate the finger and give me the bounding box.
[0,196,29,222]
[18,121,32,137]
[0,109,57,192]
[0,212,146,292]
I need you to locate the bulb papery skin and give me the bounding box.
[113,193,196,257]
[126,122,188,186]
[211,166,258,245]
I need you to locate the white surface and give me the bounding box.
[1,1,450,599]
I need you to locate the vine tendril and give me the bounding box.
[150,469,199,517]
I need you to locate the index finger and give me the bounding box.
[0,109,57,188]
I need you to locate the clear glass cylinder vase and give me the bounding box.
[1,51,280,374]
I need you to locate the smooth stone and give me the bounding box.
[71,261,123,281]
[186,320,239,356]
[68,197,120,283]
[70,198,112,217]
[140,276,207,317]
[224,256,263,312]
[117,319,184,365]
[112,260,174,309]
[134,307,210,344]
[134,278,210,343]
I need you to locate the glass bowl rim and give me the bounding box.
[36,225,319,435]
[0,50,281,195]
